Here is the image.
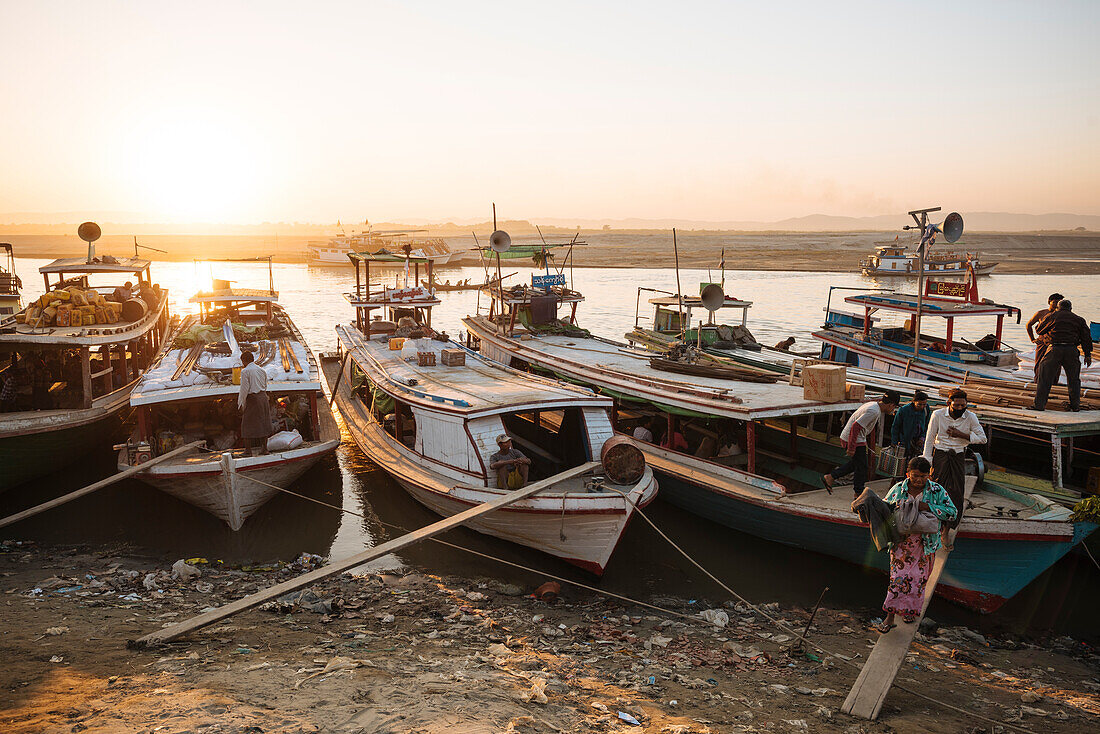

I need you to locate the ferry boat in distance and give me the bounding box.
[307,227,456,267]
[859,243,997,277]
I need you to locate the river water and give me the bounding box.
[4,257,1098,638]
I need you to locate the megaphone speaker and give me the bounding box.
[489,230,512,253]
[700,283,726,312]
[940,212,963,243]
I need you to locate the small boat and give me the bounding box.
[0,243,22,318]
[463,265,1095,613]
[814,271,1026,382]
[328,250,657,575]
[308,228,456,267]
[118,259,339,530]
[0,238,171,493]
[859,244,997,277]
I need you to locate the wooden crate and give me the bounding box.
[846,382,866,400]
[441,349,466,366]
[803,364,847,403]
[416,352,436,367]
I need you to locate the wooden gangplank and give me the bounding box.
[131,460,601,648]
[841,484,972,719]
[0,441,205,530]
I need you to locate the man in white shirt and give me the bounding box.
[923,388,986,547]
[823,390,901,497]
[238,351,271,456]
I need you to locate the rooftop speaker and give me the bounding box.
[940,212,963,243]
[700,283,726,311]
[78,221,101,243]
[489,229,511,253]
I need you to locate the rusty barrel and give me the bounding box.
[600,435,646,486]
[121,297,148,323]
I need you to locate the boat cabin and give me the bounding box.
[636,285,754,347]
[345,250,441,338]
[0,243,21,317]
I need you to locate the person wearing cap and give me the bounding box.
[1030,299,1093,412]
[1026,292,1064,367]
[490,434,530,489]
[891,390,931,461]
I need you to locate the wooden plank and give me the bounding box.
[0,441,204,530]
[130,460,601,648]
[841,482,973,720]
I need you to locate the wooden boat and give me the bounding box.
[308,230,457,267]
[0,243,21,318]
[118,263,339,530]
[814,271,1026,382]
[859,244,997,277]
[463,283,1096,613]
[328,250,657,574]
[0,250,171,492]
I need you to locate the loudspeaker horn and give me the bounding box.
[78,221,101,243]
[700,283,726,311]
[489,229,511,253]
[939,212,963,243]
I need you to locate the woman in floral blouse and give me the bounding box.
[878,456,957,633]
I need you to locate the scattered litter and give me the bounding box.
[617,711,641,725]
[520,677,548,704]
[294,656,360,689]
[533,581,560,603]
[699,609,729,628]
[1021,691,1042,703]
[171,559,201,580]
[466,591,486,601]
[487,643,512,657]
[45,626,69,636]
[49,655,63,663]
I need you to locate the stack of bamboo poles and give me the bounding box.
[626,327,779,382]
[947,374,1100,412]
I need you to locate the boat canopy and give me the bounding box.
[39,256,151,275]
[843,292,1015,318]
[190,288,278,304]
[348,249,432,264]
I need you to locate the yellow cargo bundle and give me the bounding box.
[55,306,72,327]
[14,313,25,323]
[95,306,108,324]
[92,292,108,307]
[106,303,122,323]
[52,289,71,302]
[80,304,97,320]
[25,305,40,322]
[70,311,82,327]
[69,289,89,306]
[41,306,58,324]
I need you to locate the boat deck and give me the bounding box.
[337,324,606,415]
[467,317,862,420]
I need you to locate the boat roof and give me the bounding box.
[650,295,752,309]
[464,316,861,420]
[190,288,279,304]
[336,324,608,416]
[131,313,320,406]
[39,256,151,274]
[844,292,1013,317]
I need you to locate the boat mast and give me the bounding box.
[903,206,964,359]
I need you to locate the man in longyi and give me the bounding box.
[1025,292,1063,367]
[923,388,985,550]
[1030,299,1093,412]
[238,351,272,456]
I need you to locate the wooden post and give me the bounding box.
[994,314,1004,349]
[747,421,757,474]
[80,346,92,408]
[789,416,799,465]
[309,392,320,440]
[666,412,675,449]
[130,461,601,647]
[1051,433,1063,490]
[944,318,954,353]
[863,307,871,339]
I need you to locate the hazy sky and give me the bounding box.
[1,1,1097,223]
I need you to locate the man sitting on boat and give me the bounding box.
[490,434,530,489]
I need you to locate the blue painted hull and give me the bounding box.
[653,468,1095,613]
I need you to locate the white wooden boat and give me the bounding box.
[1,249,171,492]
[307,229,455,267]
[328,251,656,574]
[859,244,997,277]
[119,269,338,530]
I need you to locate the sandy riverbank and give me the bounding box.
[4,231,1099,274]
[2,541,1097,733]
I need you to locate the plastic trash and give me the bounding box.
[700,609,729,628]
[171,559,201,580]
[520,677,548,704]
[617,712,641,725]
[266,429,303,452]
[533,581,560,603]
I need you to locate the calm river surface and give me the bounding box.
[4,257,1099,638]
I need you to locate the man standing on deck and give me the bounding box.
[891,390,931,461]
[238,351,271,456]
[822,390,901,497]
[923,388,986,549]
[490,434,530,489]
[1026,292,1064,367]
[1030,299,1093,412]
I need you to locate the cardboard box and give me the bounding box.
[803,364,847,403]
[441,349,466,366]
[845,382,865,400]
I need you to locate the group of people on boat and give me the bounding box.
[823,387,989,632]
[1025,293,1094,412]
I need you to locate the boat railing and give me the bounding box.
[822,286,895,327]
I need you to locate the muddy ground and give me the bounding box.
[2,541,1098,733]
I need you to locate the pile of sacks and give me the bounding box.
[17,286,124,328]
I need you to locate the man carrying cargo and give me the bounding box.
[822,390,901,497]
[1030,299,1093,412]
[923,388,986,549]
[1025,292,1063,367]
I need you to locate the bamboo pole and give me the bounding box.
[0,441,205,530]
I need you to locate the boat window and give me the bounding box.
[500,407,589,480]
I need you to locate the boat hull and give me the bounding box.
[123,441,339,530]
[0,411,121,492]
[649,460,1093,613]
[327,352,656,574]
